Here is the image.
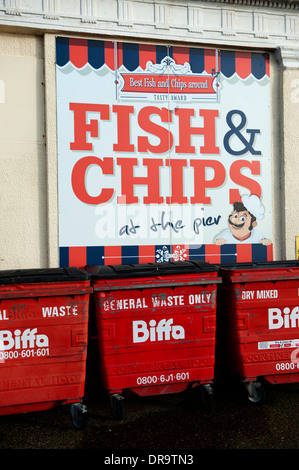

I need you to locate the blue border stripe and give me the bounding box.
[122,42,140,71]
[121,245,139,264]
[251,52,266,79]
[189,48,205,74]
[221,50,235,77]
[221,244,237,264]
[59,247,69,267]
[252,243,267,262]
[86,246,104,265]
[88,39,105,69]
[56,37,69,66]
[188,244,205,259]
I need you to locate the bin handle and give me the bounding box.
[71,328,88,349]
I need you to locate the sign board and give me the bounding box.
[56,38,273,266]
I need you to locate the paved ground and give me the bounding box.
[0,374,298,453]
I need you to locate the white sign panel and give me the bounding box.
[56,39,272,266]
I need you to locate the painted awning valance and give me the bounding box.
[56,37,269,80]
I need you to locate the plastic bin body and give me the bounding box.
[218,261,299,386]
[87,261,221,397]
[0,268,92,416]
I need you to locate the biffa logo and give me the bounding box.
[0,328,49,350]
[132,318,185,343]
[268,307,299,330]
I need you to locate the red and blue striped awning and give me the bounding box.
[56,37,270,79]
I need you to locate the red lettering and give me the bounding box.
[68,104,262,209]
[138,107,173,153]
[113,105,135,152]
[191,159,226,204]
[71,156,114,204]
[116,158,164,204]
[175,109,219,154]
[69,103,109,151]
[69,104,219,155]
[70,156,262,207]
[166,159,188,204]
[229,160,261,203]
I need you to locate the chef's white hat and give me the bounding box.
[241,194,265,220]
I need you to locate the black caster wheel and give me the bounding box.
[244,381,266,404]
[110,393,126,420]
[248,386,266,404]
[70,403,88,430]
[200,384,214,410]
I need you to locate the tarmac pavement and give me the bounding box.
[0,375,298,453]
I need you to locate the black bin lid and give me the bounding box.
[85,260,219,280]
[219,260,299,271]
[0,267,90,285]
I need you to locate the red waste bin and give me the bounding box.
[0,267,92,429]
[86,261,221,419]
[217,261,299,403]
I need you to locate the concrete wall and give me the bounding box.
[0,33,47,269]
[282,68,299,259]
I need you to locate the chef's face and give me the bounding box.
[228,210,255,240]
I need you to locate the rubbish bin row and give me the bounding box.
[0,261,298,428]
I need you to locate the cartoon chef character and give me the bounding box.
[215,194,272,245]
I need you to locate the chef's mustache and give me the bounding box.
[228,217,245,229]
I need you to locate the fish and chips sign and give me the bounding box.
[56,38,273,267]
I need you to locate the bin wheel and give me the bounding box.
[70,403,88,430]
[110,393,126,420]
[248,386,266,404]
[244,382,266,404]
[200,384,214,410]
